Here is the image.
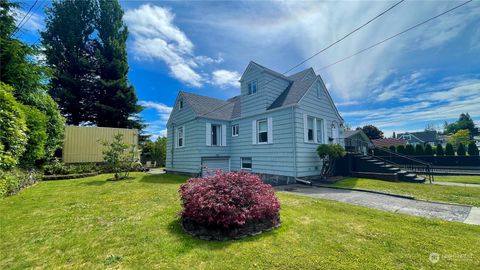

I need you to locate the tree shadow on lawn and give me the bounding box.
[165,218,278,253]
[333,178,361,189]
[139,174,188,185]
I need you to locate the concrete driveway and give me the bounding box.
[277,184,479,225]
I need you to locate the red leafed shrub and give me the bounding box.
[179,171,280,229]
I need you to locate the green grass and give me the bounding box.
[1,173,479,269]
[332,178,480,206]
[434,175,480,185]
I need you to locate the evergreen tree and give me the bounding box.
[396,145,405,154]
[42,0,143,129]
[436,144,444,156]
[424,144,434,156]
[456,143,466,156]
[42,0,98,125]
[415,144,424,155]
[94,0,143,128]
[445,143,455,156]
[467,142,479,156]
[405,144,415,155]
[389,145,396,152]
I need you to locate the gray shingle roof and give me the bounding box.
[179,63,335,121]
[268,69,317,109]
[397,131,438,143]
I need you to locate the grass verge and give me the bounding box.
[332,178,480,206]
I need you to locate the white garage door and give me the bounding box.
[202,158,230,177]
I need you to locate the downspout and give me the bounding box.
[171,123,175,169]
[291,106,297,181]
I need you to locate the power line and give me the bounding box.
[15,0,46,37]
[283,0,405,75]
[11,0,39,37]
[199,0,405,118]
[318,0,473,71]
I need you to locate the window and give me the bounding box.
[316,118,324,143]
[177,126,184,147]
[179,99,184,109]
[317,84,322,98]
[307,117,314,142]
[232,124,239,137]
[241,157,252,170]
[248,80,257,95]
[211,124,221,146]
[257,119,268,143]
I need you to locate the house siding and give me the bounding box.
[294,80,344,177]
[229,108,295,177]
[166,101,200,174]
[166,63,344,183]
[240,64,290,117]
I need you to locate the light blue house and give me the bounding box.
[166,61,344,185]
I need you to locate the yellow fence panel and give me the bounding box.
[63,126,138,163]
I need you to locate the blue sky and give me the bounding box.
[14,0,480,139]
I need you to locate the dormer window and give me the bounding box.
[248,80,257,95]
[179,99,184,109]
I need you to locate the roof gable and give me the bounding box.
[240,61,291,83]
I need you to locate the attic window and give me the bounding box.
[248,80,257,95]
[179,99,184,109]
[316,84,322,98]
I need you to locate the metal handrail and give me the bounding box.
[341,137,434,183]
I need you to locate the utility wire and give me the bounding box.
[318,0,473,71]
[198,0,405,118]
[15,0,46,37]
[11,0,39,37]
[283,0,405,75]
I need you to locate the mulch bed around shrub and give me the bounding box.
[181,216,281,241]
[42,172,99,181]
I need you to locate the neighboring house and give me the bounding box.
[397,131,440,146]
[344,130,372,155]
[166,61,344,184]
[372,138,407,148]
[474,136,480,149]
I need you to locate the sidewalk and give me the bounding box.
[277,184,479,225]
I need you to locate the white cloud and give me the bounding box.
[139,100,173,138]
[211,70,241,88]
[13,9,43,34]
[124,4,229,88]
[139,100,172,122]
[418,82,480,101]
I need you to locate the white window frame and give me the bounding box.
[248,80,257,95]
[211,124,222,146]
[307,116,315,142]
[257,119,268,144]
[241,157,252,170]
[206,122,227,146]
[316,118,324,143]
[176,126,184,148]
[179,99,184,109]
[304,114,327,144]
[232,124,239,137]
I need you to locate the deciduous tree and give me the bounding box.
[356,125,384,140]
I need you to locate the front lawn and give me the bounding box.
[332,178,480,206]
[1,173,479,269]
[434,175,480,185]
